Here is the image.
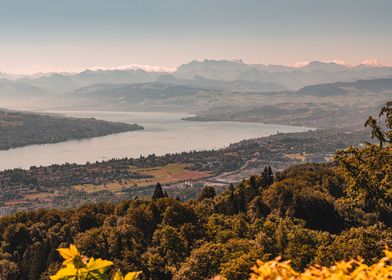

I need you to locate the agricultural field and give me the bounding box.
[0,112,22,127]
[73,163,211,194]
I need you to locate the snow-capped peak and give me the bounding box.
[88,64,176,73]
[361,59,385,67]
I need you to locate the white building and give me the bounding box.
[0,206,15,217]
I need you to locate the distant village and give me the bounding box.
[0,126,370,214]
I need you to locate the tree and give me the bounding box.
[3,223,31,256]
[335,102,392,213]
[237,187,246,213]
[314,223,392,267]
[262,178,343,232]
[364,101,392,147]
[261,166,273,188]
[228,184,238,214]
[162,201,199,228]
[248,196,270,219]
[250,175,259,190]
[144,225,189,279]
[152,183,165,199]
[220,252,260,280]
[172,243,225,280]
[0,259,19,280]
[173,239,262,280]
[198,186,216,200]
[256,216,331,271]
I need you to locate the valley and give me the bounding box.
[2,2,392,279]
[0,125,370,213]
[1,61,390,215]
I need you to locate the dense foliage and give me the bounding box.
[0,103,391,279]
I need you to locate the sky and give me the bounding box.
[0,0,391,74]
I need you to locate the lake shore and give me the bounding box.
[0,111,309,170]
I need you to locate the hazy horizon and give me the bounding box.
[1,0,392,74]
[1,58,391,76]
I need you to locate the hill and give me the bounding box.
[184,78,392,128]
[57,83,225,111]
[0,109,143,150]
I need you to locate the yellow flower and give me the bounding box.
[51,244,113,280]
[384,247,392,260]
[85,257,113,274]
[113,270,141,280]
[50,263,79,280]
[57,244,82,265]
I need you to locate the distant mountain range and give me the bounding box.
[175,60,392,89]
[1,59,392,110]
[39,77,389,113]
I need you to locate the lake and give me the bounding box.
[0,111,310,170]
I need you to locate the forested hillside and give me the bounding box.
[0,103,391,280]
[0,110,143,150]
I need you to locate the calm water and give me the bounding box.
[0,111,309,170]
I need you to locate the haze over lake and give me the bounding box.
[0,111,309,171]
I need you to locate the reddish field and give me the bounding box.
[74,163,211,193]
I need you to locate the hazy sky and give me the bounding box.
[1,0,391,74]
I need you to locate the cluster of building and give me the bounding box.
[0,206,15,217]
